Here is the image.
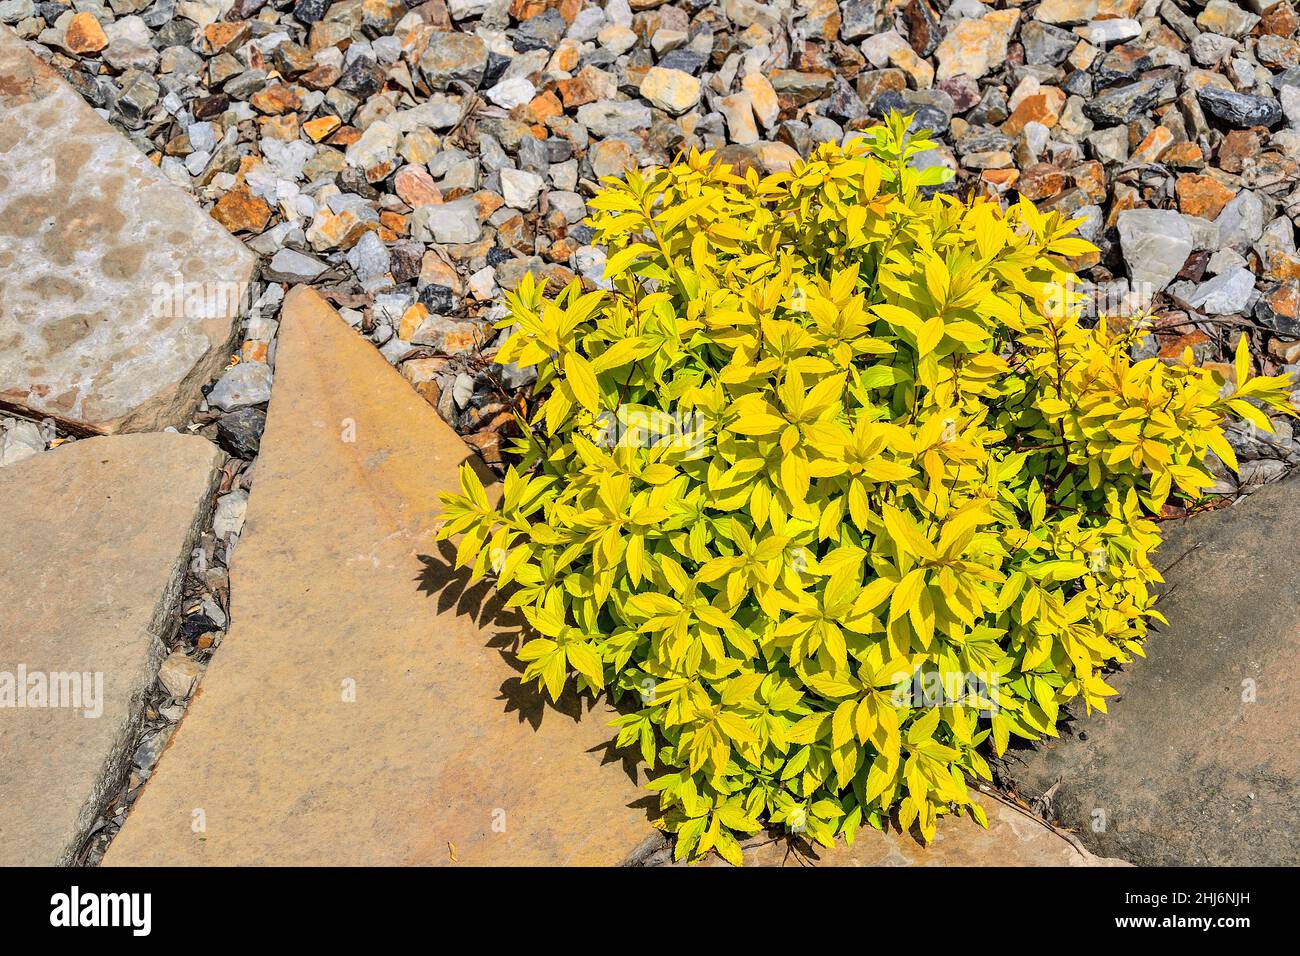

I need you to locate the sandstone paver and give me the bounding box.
[0,432,224,865]
[0,26,255,435]
[105,287,653,866]
[1012,475,1300,865]
[740,797,1123,866]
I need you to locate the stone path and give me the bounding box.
[104,287,654,865]
[1011,474,1300,866]
[0,433,223,865]
[0,26,255,435]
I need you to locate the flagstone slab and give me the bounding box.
[105,286,653,867]
[0,432,223,865]
[1010,475,1300,865]
[738,797,1123,866]
[0,27,255,435]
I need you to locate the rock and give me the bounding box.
[485,76,535,109]
[158,651,203,699]
[419,32,487,90]
[212,186,271,233]
[933,9,1019,82]
[1034,0,1097,24]
[103,288,654,867]
[216,406,266,458]
[0,433,223,864]
[1188,267,1256,314]
[639,66,700,115]
[1117,209,1194,292]
[1197,0,1261,38]
[1011,474,1300,865]
[1078,18,1140,47]
[1176,174,1237,220]
[264,248,328,283]
[0,29,253,434]
[576,100,653,136]
[1255,280,1300,337]
[719,92,759,144]
[1022,21,1078,66]
[0,417,44,467]
[1197,86,1284,128]
[212,488,249,537]
[840,0,889,41]
[500,167,545,210]
[1084,77,1165,125]
[411,197,482,244]
[207,362,273,411]
[64,12,108,54]
[1215,189,1266,252]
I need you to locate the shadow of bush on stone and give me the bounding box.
[415,540,647,791]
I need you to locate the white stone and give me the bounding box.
[500,167,545,210]
[486,76,536,110]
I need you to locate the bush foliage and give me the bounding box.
[437,114,1295,863]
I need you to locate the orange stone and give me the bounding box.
[203,22,250,55]
[249,83,303,115]
[1002,88,1064,137]
[1132,125,1174,163]
[521,90,564,125]
[379,210,407,240]
[1176,174,1237,220]
[327,126,363,148]
[556,75,597,108]
[398,302,430,341]
[64,12,108,55]
[303,115,342,142]
[258,113,300,142]
[1162,141,1205,168]
[211,186,271,234]
[394,164,442,208]
[1072,160,1107,202]
[1017,163,1067,201]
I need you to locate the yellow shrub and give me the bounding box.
[437,113,1295,863]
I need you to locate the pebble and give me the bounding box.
[21,0,1300,479]
[207,363,273,412]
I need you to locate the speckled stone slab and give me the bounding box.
[0,27,255,434]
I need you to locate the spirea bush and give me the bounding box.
[437,114,1295,863]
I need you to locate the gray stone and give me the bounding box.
[1215,189,1266,252]
[411,197,482,244]
[0,27,253,434]
[1116,209,1194,292]
[1197,86,1283,127]
[500,166,545,210]
[0,417,44,467]
[1188,266,1255,314]
[264,248,328,283]
[212,488,248,538]
[1011,474,1300,865]
[419,32,487,90]
[576,100,653,136]
[1084,77,1165,126]
[207,362,273,411]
